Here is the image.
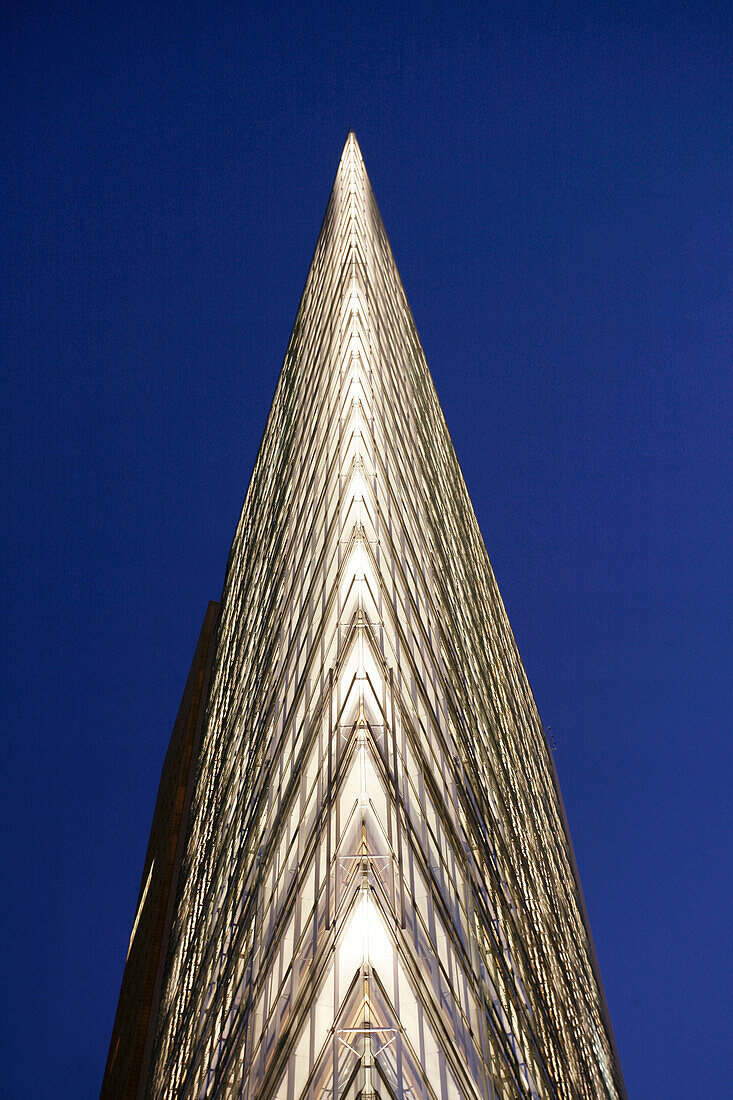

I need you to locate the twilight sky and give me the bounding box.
[2,2,731,1096]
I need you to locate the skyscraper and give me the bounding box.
[103,133,626,1100]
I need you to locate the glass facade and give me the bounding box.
[144,134,626,1100]
[102,601,220,1100]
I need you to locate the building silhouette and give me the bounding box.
[103,133,627,1100]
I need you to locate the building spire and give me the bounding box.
[114,136,628,1100]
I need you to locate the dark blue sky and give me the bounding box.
[2,2,731,1096]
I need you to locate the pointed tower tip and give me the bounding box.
[340,130,363,164]
[333,132,366,190]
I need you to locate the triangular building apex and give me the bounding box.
[334,131,367,190]
[137,132,629,1100]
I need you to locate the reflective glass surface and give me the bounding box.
[147,135,625,1100]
